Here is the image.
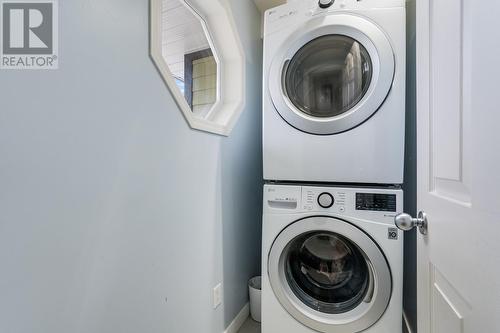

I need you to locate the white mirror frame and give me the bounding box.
[150,0,246,136]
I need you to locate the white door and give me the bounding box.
[411,0,500,332]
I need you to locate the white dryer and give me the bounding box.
[262,184,403,333]
[263,0,406,184]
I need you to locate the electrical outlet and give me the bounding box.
[213,283,222,309]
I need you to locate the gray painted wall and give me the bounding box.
[403,0,417,331]
[221,0,263,327]
[0,1,262,332]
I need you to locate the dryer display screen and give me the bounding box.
[356,193,397,212]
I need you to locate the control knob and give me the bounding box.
[319,0,334,9]
[318,192,334,208]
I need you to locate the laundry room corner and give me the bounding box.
[220,0,264,330]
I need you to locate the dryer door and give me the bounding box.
[268,216,392,333]
[269,14,395,135]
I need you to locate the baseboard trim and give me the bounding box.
[226,303,411,333]
[403,311,413,333]
[224,303,250,333]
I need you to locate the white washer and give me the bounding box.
[263,0,406,184]
[262,184,403,333]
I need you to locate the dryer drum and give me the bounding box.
[268,14,396,135]
[283,35,373,119]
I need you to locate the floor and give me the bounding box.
[237,318,260,333]
[238,317,410,333]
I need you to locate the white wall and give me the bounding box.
[0,0,262,332]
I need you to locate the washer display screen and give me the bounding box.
[356,193,397,212]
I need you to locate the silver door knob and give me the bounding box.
[394,211,428,235]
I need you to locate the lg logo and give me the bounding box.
[1,0,58,69]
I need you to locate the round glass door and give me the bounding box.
[268,217,392,333]
[285,231,370,314]
[268,15,395,135]
[284,35,373,119]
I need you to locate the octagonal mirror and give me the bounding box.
[151,0,246,136]
[161,0,219,118]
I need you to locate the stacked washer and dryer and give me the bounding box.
[261,1,406,333]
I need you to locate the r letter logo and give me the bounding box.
[1,0,58,69]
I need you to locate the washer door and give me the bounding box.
[269,14,395,135]
[268,217,392,333]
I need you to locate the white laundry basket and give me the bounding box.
[248,276,261,322]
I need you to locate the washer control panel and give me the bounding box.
[264,185,403,224]
[303,187,347,213]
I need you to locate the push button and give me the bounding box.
[318,192,334,208]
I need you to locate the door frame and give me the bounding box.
[416,0,431,331]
